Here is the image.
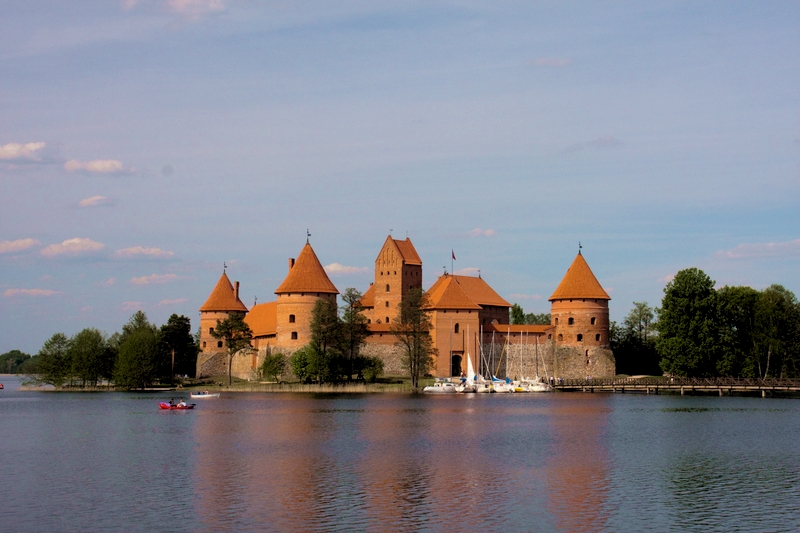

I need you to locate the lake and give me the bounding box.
[1,375,799,533]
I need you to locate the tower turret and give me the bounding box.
[198,271,249,356]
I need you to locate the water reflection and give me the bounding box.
[546,395,611,533]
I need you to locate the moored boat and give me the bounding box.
[423,381,457,394]
[190,391,220,399]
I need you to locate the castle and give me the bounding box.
[196,235,615,380]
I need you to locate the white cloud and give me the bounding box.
[659,274,675,283]
[0,142,46,160]
[64,159,126,174]
[468,228,495,237]
[159,298,188,306]
[131,273,179,285]
[324,263,369,275]
[454,267,481,276]
[565,135,623,154]
[717,239,800,260]
[96,277,116,287]
[4,288,61,297]
[121,301,142,311]
[167,0,226,16]
[529,58,573,68]
[41,238,104,257]
[79,195,112,207]
[0,238,41,254]
[116,246,175,259]
[508,293,543,300]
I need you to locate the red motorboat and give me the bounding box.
[159,402,195,410]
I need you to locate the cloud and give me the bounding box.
[508,293,543,300]
[324,263,369,275]
[96,277,116,287]
[529,58,573,68]
[159,298,188,306]
[130,273,179,285]
[79,195,112,207]
[659,274,675,283]
[454,267,481,276]
[717,239,800,260]
[64,159,127,174]
[468,228,495,237]
[41,238,104,257]
[116,246,175,259]
[120,0,139,10]
[167,0,226,16]
[0,238,41,254]
[0,142,46,160]
[565,135,623,154]
[121,301,142,311]
[4,288,61,297]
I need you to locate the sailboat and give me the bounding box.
[455,350,477,393]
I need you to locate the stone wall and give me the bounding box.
[196,350,228,379]
[475,340,616,380]
[360,343,406,376]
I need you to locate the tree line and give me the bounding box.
[613,268,800,378]
[27,311,197,389]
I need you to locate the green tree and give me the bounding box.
[260,351,287,382]
[391,288,436,388]
[211,313,253,386]
[341,288,369,380]
[510,303,525,324]
[289,344,315,383]
[33,334,71,387]
[68,328,110,387]
[158,314,198,382]
[717,286,759,376]
[525,312,551,325]
[611,302,661,376]
[751,285,800,378]
[114,327,159,389]
[308,298,345,383]
[656,268,720,377]
[0,349,32,373]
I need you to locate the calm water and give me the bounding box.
[1,375,799,533]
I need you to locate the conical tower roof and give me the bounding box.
[200,271,249,312]
[275,243,339,294]
[549,252,610,301]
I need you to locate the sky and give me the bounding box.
[1,1,798,355]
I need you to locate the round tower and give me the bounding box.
[274,242,339,349]
[549,251,611,349]
[197,270,249,377]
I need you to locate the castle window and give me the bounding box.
[209,327,214,334]
[202,341,206,348]
[548,334,552,340]
[217,341,223,348]
[558,334,563,341]
[386,284,390,292]
[568,317,574,325]
[554,318,559,325]
[596,334,601,341]
[291,332,298,340]
[289,314,295,323]
[385,301,389,307]
[394,271,396,275]
[454,323,460,333]
[591,317,596,325]
[385,317,390,323]
[368,319,371,323]
[577,334,583,342]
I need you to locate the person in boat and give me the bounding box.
[178,399,186,407]
[169,398,175,406]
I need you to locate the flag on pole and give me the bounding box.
[452,250,456,260]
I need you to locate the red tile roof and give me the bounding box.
[425,274,510,310]
[359,284,375,308]
[275,243,339,294]
[244,301,277,337]
[200,272,249,312]
[392,237,422,265]
[549,253,611,301]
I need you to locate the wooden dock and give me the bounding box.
[553,377,800,397]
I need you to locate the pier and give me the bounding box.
[553,377,800,397]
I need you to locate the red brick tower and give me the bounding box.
[199,270,249,355]
[274,242,339,349]
[369,236,422,325]
[549,251,611,348]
